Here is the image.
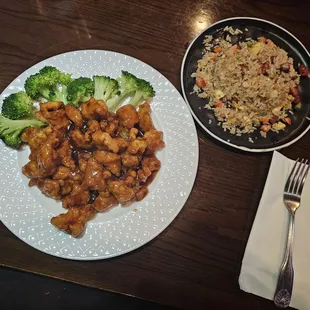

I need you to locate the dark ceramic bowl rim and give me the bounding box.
[180,17,310,153]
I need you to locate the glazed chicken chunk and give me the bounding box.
[116,104,139,128]
[93,150,122,176]
[70,129,93,150]
[108,180,135,204]
[51,204,96,237]
[36,179,61,200]
[94,191,118,212]
[65,104,83,128]
[37,133,61,174]
[21,127,48,160]
[58,140,76,169]
[127,138,147,155]
[92,131,119,153]
[36,101,70,127]
[143,129,165,154]
[138,102,154,133]
[82,158,109,191]
[81,98,108,120]
[62,184,90,209]
[23,160,47,179]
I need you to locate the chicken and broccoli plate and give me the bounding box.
[0,67,165,237]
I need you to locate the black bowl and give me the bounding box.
[181,17,310,152]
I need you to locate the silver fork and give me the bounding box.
[274,158,310,308]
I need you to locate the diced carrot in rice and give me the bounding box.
[215,101,223,108]
[257,36,267,43]
[260,124,271,132]
[259,117,270,124]
[196,77,207,88]
[284,117,291,125]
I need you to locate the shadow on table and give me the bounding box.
[0,267,176,310]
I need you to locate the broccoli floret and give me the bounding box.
[106,71,138,111]
[118,71,139,91]
[2,131,22,148]
[0,115,46,148]
[24,66,72,103]
[106,71,155,111]
[93,75,119,101]
[1,91,34,120]
[128,79,155,107]
[52,85,68,105]
[67,77,94,106]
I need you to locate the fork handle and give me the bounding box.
[274,214,295,308]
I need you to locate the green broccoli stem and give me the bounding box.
[81,95,91,103]
[94,77,119,102]
[106,97,119,112]
[107,92,131,112]
[94,84,105,100]
[128,91,144,107]
[103,86,116,102]
[54,85,68,104]
[0,118,46,135]
[40,88,53,100]
[102,90,111,102]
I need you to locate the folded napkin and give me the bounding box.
[239,151,310,310]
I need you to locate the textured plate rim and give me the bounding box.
[180,16,310,153]
[0,49,199,260]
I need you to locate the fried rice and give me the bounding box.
[192,28,301,137]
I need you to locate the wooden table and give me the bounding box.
[1,1,310,309]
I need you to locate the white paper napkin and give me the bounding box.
[239,151,310,310]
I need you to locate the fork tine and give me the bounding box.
[286,159,301,193]
[297,160,310,196]
[295,159,307,194]
[284,158,300,192]
[292,158,306,194]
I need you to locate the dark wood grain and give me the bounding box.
[0,267,175,310]
[1,1,310,309]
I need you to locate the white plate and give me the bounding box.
[0,50,199,260]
